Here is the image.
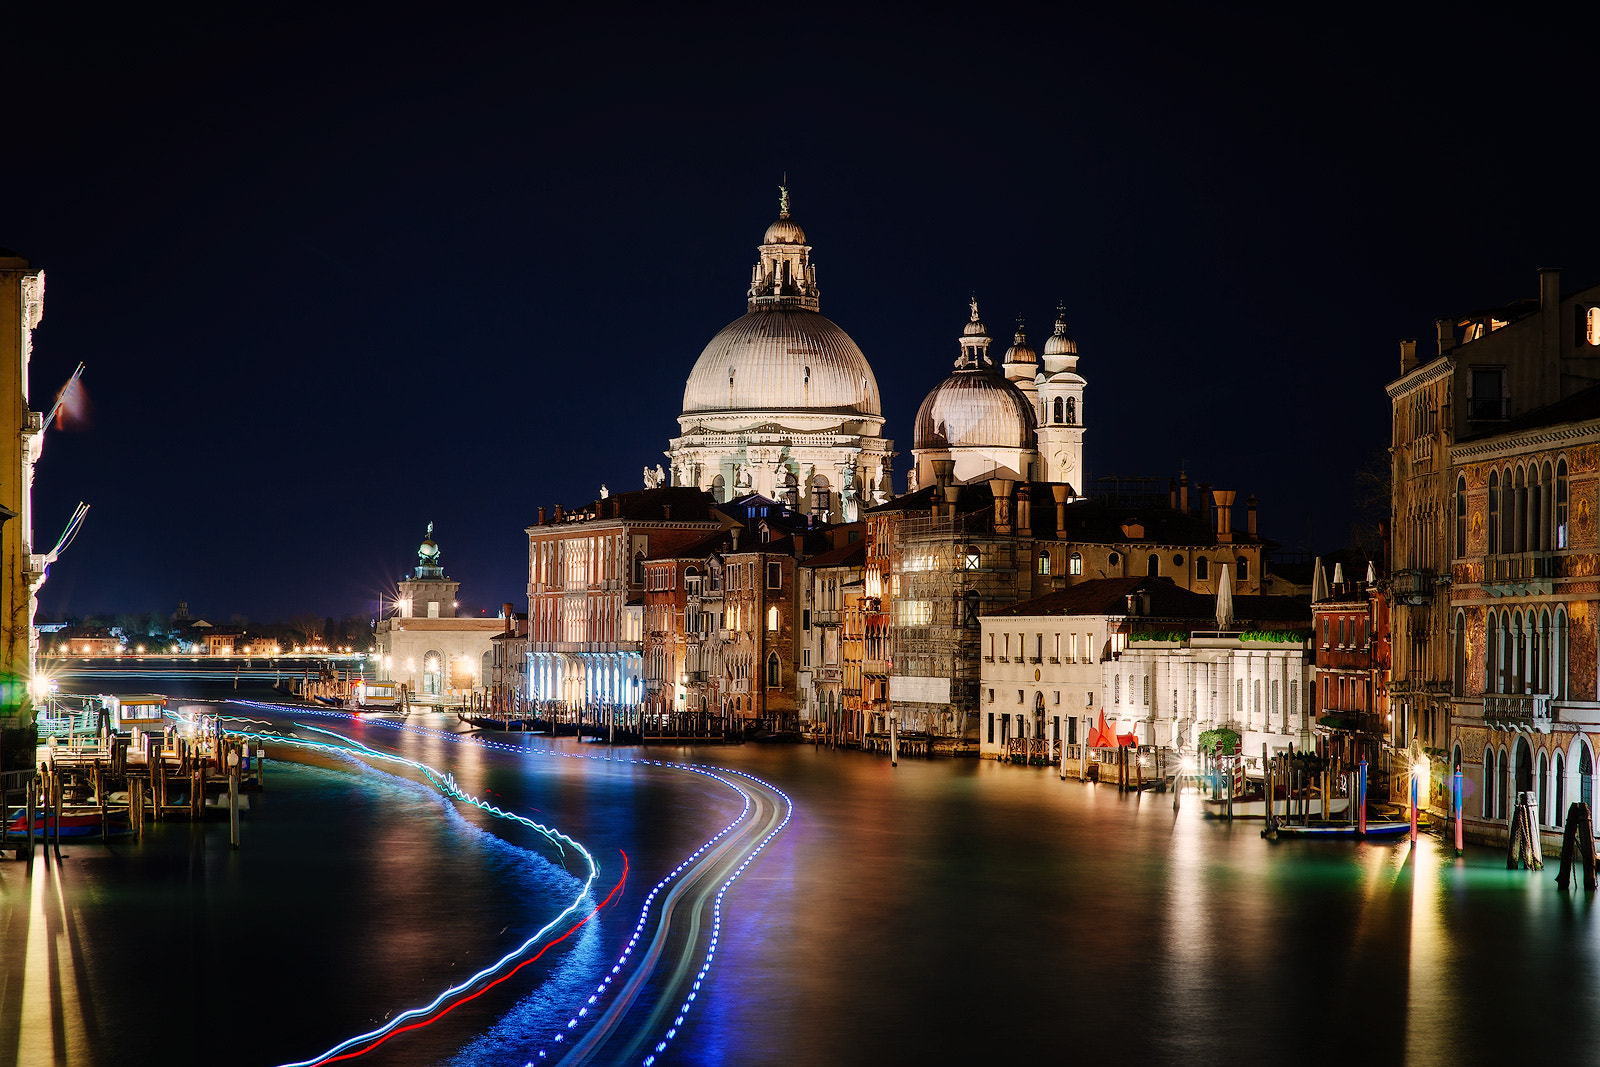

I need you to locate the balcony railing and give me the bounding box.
[1484,552,1557,593]
[1411,436,1434,466]
[1483,693,1553,733]
[1391,568,1434,605]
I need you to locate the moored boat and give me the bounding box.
[5,807,130,838]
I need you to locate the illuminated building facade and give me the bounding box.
[1309,556,1390,759]
[1389,268,1600,824]
[1446,381,1600,845]
[867,474,1267,745]
[375,528,503,704]
[980,577,1312,759]
[0,250,46,769]
[526,487,719,710]
[641,496,813,731]
[666,189,895,521]
[796,531,867,744]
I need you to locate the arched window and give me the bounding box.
[1538,751,1550,827]
[1052,396,1063,424]
[1196,556,1209,580]
[1483,748,1495,818]
[1147,553,1159,577]
[1581,741,1594,813]
[765,652,780,688]
[633,551,645,585]
[1557,457,1570,548]
[1488,470,1500,554]
[711,474,725,502]
[1513,466,1527,552]
[1498,746,1510,822]
[1065,397,1077,425]
[1556,608,1569,699]
[1455,475,1467,557]
[1068,553,1083,575]
[1556,753,1567,827]
[1453,611,1466,696]
[767,605,779,632]
[1539,461,1554,551]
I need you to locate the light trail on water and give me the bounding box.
[218,701,794,1066]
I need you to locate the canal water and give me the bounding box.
[5,667,1599,1065]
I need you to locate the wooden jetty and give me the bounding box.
[3,714,267,861]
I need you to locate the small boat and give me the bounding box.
[5,807,130,838]
[1202,793,1350,819]
[1267,819,1416,839]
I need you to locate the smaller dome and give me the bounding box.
[914,370,1037,451]
[763,216,806,245]
[1003,319,1035,365]
[1044,305,1077,356]
[419,538,439,559]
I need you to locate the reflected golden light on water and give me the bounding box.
[17,857,92,1064]
[1404,838,1462,1066]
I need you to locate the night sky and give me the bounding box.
[8,5,1599,622]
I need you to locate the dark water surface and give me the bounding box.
[6,668,1600,1065]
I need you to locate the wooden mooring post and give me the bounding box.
[1556,803,1597,890]
[228,752,241,850]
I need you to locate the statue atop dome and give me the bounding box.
[779,184,790,217]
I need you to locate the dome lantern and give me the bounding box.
[748,184,820,312]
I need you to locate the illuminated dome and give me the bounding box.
[914,370,1036,451]
[681,309,881,420]
[667,186,895,522]
[763,216,806,244]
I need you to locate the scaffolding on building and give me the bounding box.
[880,507,1040,744]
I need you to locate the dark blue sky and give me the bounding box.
[9,4,1600,621]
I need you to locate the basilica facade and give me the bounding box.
[666,190,895,523]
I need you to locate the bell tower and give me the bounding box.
[1036,304,1086,492]
[397,522,461,619]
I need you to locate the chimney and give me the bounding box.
[553,504,564,522]
[933,459,955,489]
[1541,267,1561,312]
[930,486,943,520]
[1435,318,1455,357]
[989,478,1015,535]
[945,482,962,521]
[1141,592,1152,616]
[1016,482,1032,533]
[1212,489,1236,544]
[503,603,514,634]
[538,506,547,525]
[1179,471,1189,515]
[1169,478,1178,510]
[1197,482,1212,526]
[1125,593,1140,616]
[1399,338,1418,374]
[1052,484,1069,536]
[662,504,671,520]
[1246,495,1258,539]
[730,527,741,550]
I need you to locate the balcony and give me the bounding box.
[1483,693,1553,733]
[1048,656,1060,664]
[1484,552,1557,597]
[1390,568,1435,605]
[1410,436,1434,467]
[686,671,707,683]
[1029,656,1043,664]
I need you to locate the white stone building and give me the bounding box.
[375,527,503,704]
[666,188,895,522]
[979,575,1313,759]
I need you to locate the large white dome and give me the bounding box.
[681,308,882,419]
